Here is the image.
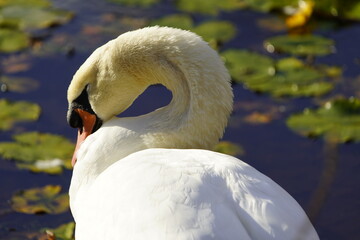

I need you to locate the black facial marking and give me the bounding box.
[67,85,103,133]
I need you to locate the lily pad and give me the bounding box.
[11,185,69,214]
[108,0,160,7]
[287,97,360,143]
[0,132,74,173]
[222,49,334,97]
[0,0,51,8]
[151,14,193,31]
[221,49,275,81]
[175,0,246,15]
[43,222,75,240]
[264,34,335,56]
[0,99,40,130]
[0,5,74,31]
[0,76,39,93]
[214,141,245,156]
[150,15,236,47]
[0,29,29,53]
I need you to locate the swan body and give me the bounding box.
[67,26,318,240]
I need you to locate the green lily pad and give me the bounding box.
[43,222,75,240]
[108,0,160,7]
[11,185,69,214]
[150,15,236,47]
[0,132,74,173]
[0,76,39,93]
[151,14,193,31]
[0,6,73,31]
[0,29,29,53]
[193,21,236,44]
[0,0,51,8]
[222,49,334,97]
[264,35,335,56]
[214,141,245,156]
[0,99,40,130]
[175,0,246,15]
[315,0,360,20]
[222,49,275,81]
[287,97,360,143]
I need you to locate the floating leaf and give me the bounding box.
[175,0,246,15]
[214,141,245,156]
[0,132,74,173]
[0,99,40,130]
[287,97,360,143]
[0,6,74,31]
[0,0,51,8]
[108,0,160,7]
[245,0,299,12]
[222,49,275,81]
[150,15,236,47]
[222,49,334,97]
[315,0,360,20]
[193,21,236,44]
[11,185,69,214]
[0,29,29,53]
[264,34,335,56]
[151,14,193,30]
[43,222,75,240]
[0,76,39,93]
[243,112,273,124]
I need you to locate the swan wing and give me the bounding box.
[73,148,318,240]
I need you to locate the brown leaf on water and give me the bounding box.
[1,54,31,73]
[243,112,272,124]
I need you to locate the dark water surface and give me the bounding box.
[0,0,359,239]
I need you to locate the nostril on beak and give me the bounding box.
[67,109,83,129]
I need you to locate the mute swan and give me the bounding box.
[67,26,318,240]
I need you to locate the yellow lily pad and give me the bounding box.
[0,99,40,130]
[287,97,360,143]
[11,185,69,214]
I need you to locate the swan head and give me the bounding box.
[67,26,233,166]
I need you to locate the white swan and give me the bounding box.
[67,26,319,240]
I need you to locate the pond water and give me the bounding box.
[0,0,359,239]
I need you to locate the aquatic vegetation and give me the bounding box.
[287,97,360,143]
[11,185,69,214]
[43,222,75,240]
[0,0,73,53]
[214,141,245,156]
[264,35,335,56]
[0,132,73,174]
[222,49,335,97]
[151,14,236,47]
[0,99,40,130]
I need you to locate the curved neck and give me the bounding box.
[132,45,233,150]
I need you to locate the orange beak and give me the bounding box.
[72,109,97,167]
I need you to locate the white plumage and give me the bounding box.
[67,26,319,240]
